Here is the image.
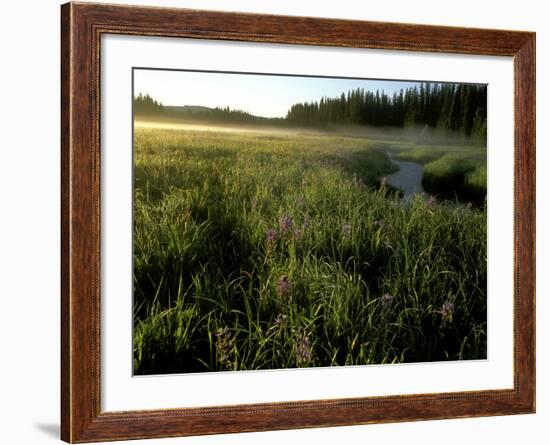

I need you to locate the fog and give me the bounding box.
[134,119,485,148]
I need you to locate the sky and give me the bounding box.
[134,68,422,119]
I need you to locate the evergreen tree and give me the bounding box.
[285,82,486,140]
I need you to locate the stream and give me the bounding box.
[386,152,424,198]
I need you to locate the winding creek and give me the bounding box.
[386,152,424,198]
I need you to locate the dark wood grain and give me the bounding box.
[60,4,71,441]
[60,2,536,443]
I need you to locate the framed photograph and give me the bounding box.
[61,2,535,442]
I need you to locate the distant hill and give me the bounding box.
[134,94,285,126]
[164,105,214,114]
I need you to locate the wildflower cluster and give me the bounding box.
[440,299,455,326]
[265,228,278,247]
[265,214,310,248]
[381,293,394,309]
[279,215,294,235]
[276,275,292,300]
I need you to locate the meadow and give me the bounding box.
[133,124,487,375]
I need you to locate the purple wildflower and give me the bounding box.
[279,215,294,235]
[381,293,394,309]
[293,228,302,241]
[440,300,455,324]
[426,195,436,207]
[295,332,313,367]
[265,228,278,246]
[273,313,287,327]
[276,275,292,299]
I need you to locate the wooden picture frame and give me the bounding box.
[61,2,535,442]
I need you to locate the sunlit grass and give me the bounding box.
[133,126,487,375]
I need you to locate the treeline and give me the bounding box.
[134,93,164,115]
[165,105,284,125]
[134,94,284,126]
[135,82,487,140]
[286,83,487,140]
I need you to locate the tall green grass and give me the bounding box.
[464,165,487,199]
[395,146,486,204]
[133,127,487,374]
[422,153,486,204]
[395,146,456,164]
